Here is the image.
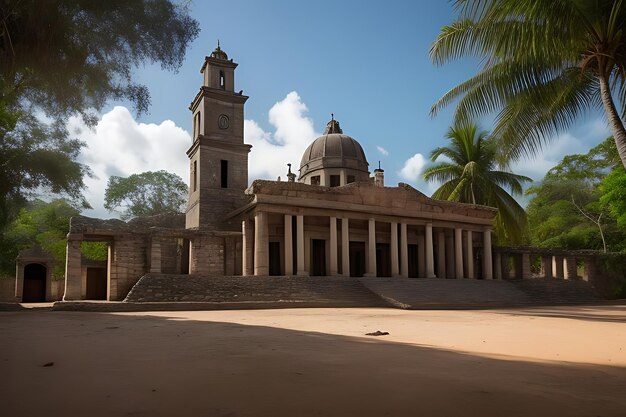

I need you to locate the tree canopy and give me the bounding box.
[430,0,626,169]
[526,137,626,252]
[0,0,199,229]
[1,199,107,278]
[104,170,188,220]
[423,123,531,243]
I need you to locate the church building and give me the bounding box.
[57,44,497,302]
[185,44,497,281]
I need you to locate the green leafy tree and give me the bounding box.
[600,166,626,229]
[104,170,188,219]
[526,138,626,251]
[423,123,531,243]
[1,199,107,278]
[0,0,199,228]
[430,0,626,169]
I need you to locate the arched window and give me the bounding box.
[219,70,225,90]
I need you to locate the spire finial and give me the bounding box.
[217,39,220,48]
[331,113,334,121]
[378,160,381,170]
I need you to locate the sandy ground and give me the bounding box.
[1,306,625,417]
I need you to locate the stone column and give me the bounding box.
[494,252,502,280]
[284,215,293,275]
[465,230,474,279]
[400,223,409,278]
[541,255,553,279]
[366,218,377,277]
[564,256,577,279]
[296,215,307,276]
[437,231,446,278]
[455,228,464,279]
[254,211,269,276]
[242,219,254,276]
[425,223,435,278]
[417,235,425,277]
[329,216,338,275]
[483,228,493,279]
[521,253,532,279]
[149,238,162,273]
[553,256,564,279]
[342,218,350,277]
[63,236,83,300]
[390,222,399,277]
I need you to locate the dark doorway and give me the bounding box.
[269,242,281,276]
[475,250,483,279]
[180,239,190,274]
[376,243,391,277]
[312,239,326,276]
[86,267,107,300]
[349,241,366,277]
[408,244,419,278]
[23,263,46,302]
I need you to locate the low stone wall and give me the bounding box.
[0,278,64,302]
[494,247,626,299]
[0,278,15,302]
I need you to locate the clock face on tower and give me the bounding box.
[218,114,229,129]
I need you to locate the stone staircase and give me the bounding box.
[358,277,603,309]
[124,274,389,308]
[511,278,603,305]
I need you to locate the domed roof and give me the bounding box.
[299,117,369,179]
[210,41,228,60]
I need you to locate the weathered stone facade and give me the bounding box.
[59,44,622,303]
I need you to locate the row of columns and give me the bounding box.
[493,252,580,280]
[244,212,493,279]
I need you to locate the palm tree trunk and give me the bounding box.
[598,75,626,170]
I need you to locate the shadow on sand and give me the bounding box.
[0,310,625,417]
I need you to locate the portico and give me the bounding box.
[232,180,496,279]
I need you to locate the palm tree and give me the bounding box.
[430,0,626,169]
[423,123,531,243]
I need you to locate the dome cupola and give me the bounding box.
[299,116,369,186]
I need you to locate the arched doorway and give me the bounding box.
[23,263,47,302]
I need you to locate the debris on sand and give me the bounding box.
[365,331,389,336]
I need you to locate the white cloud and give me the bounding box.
[399,153,426,182]
[511,132,586,180]
[245,91,318,181]
[376,146,389,156]
[69,106,191,218]
[586,118,610,140]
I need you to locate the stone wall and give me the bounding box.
[0,278,64,303]
[190,235,225,275]
[109,236,148,301]
[0,278,15,302]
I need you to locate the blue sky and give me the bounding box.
[78,0,610,218]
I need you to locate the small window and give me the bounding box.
[221,160,228,188]
[219,70,225,90]
[330,175,340,187]
[193,161,197,192]
[310,175,320,186]
[347,175,355,184]
[194,113,201,138]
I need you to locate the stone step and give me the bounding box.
[124,274,389,307]
[358,277,602,309]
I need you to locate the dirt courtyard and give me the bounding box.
[1,305,625,417]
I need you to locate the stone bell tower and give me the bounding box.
[186,42,251,229]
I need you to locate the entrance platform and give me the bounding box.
[51,274,605,312]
